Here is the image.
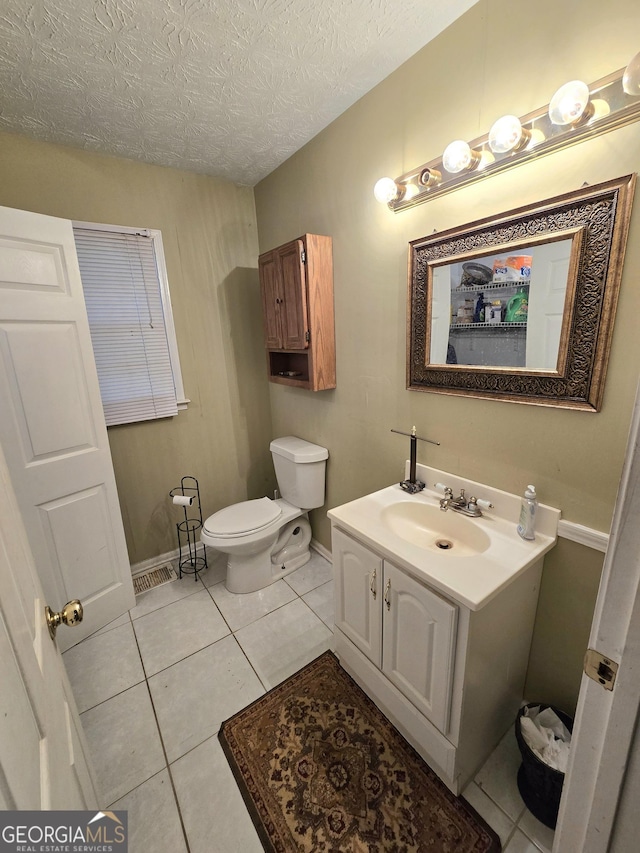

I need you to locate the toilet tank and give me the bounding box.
[270,437,328,510]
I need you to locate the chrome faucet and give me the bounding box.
[439,486,493,517]
[439,487,468,511]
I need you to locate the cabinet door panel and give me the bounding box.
[382,561,457,733]
[259,250,282,348]
[333,528,382,666]
[279,240,309,350]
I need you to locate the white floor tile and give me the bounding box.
[133,588,230,676]
[67,548,529,849]
[505,828,542,853]
[195,550,228,588]
[128,574,206,621]
[172,735,263,853]
[63,622,145,713]
[84,611,131,641]
[518,809,555,853]
[474,727,526,821]
[302,579,334,627]
[111,769,187,852]
[234,598,332,689]
[80,682,165,805]
[462,782,516,847]
[209,578,297,631]
[283,551,333,595]
[148,634,264,763]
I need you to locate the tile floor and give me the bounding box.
[64,549,555,853]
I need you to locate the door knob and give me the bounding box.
[45,600,83,640]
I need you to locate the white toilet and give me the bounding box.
[201,437,328,594]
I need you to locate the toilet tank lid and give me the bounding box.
[270,436,328,463]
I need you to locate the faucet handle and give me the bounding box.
[475,497,494,510]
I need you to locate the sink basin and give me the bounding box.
[327,464,561,610]
[381,501,491,556]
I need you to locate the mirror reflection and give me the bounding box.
[429,237,574,370]
[408,175,636,411]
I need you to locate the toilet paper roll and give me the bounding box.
[172,494,193,506]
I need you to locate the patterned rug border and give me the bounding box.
[218,650,501,853]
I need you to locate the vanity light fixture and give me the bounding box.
[375,52,640,211]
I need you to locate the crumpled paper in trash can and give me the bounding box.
[520,705,571,773]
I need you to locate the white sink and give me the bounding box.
[327,463,560,610]
[381,500,491,556]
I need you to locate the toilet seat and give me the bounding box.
[203,497,282,539]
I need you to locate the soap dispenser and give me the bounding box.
[517,485,538,540]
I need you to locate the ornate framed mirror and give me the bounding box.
[407,174,636,411]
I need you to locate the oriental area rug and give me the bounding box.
[218,651,500,852]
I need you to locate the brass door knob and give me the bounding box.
[45,600,83,640]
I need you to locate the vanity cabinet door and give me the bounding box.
[382,560,457,734]
[333,528,382,666]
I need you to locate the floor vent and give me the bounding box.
[133,563,178,595]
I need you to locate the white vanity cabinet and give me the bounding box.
[331,522,545,795]
[333,528,457,734]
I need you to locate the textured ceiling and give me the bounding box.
[0,0,476,186]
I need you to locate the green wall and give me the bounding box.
[254,0,640,713]
[0,130,274,565]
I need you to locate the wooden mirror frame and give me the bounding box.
[407,174,636,411]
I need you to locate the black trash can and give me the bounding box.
[515,703,573,829]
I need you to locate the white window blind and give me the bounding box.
[73,225,183,427]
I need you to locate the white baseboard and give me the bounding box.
[130,548,180,577]
[311,538,332,562]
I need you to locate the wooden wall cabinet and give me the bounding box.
[258,234,335,391]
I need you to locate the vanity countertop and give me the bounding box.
[327,463,560,611]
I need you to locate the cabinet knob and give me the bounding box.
[370,569,377,599]
[384,579,391,611]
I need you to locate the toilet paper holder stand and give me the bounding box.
[169,476,208,581]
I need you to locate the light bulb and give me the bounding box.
[549,80,592,126]
[373,177,402,204]
[442,140,480,174]
[488,115,531,154]
[623,51,640,96]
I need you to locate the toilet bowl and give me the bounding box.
[201,437,328,593]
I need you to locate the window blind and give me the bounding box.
[74,227,179,426]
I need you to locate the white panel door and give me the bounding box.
[332,527,382,666]
[429,264,452,364]
[0,437,98,809]
[382,561,457,734]
[526,239,572,369]
[0,205,134,650]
